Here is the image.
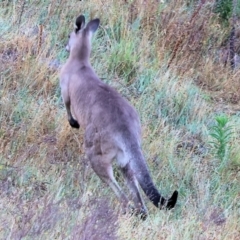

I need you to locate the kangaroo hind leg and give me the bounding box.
[90,154,129,212]
[61,86,79,128]
[121,162,148,219]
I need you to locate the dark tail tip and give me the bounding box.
[69,118,80,129]
[166,190,178,210]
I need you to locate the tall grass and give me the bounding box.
[0,0,240,239]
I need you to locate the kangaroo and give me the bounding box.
[60,15,178,218]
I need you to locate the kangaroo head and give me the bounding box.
[66,15,100,60]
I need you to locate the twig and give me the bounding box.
[18,0,26,27]
[229,0,237,70]
[37,24,43,55]
[229,25,235,69]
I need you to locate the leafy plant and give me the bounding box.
[209,115,233,162]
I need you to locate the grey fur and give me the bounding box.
[60,15,178,218]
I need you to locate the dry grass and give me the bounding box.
[0,0,240,239]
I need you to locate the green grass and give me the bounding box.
[0,0,240,239]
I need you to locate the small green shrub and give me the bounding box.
[209,115,233,162]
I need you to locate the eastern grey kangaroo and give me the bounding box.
[60,15,178,218]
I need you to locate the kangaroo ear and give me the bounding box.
[75,15,85,32]
[86,18,100,34]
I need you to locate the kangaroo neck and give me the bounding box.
[69,44,91,65]
[68,55,91,68]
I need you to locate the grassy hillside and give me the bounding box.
[0,0,240,239]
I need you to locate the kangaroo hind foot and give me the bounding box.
[166,190,178,210]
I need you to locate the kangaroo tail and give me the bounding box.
[132,150,178,209]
